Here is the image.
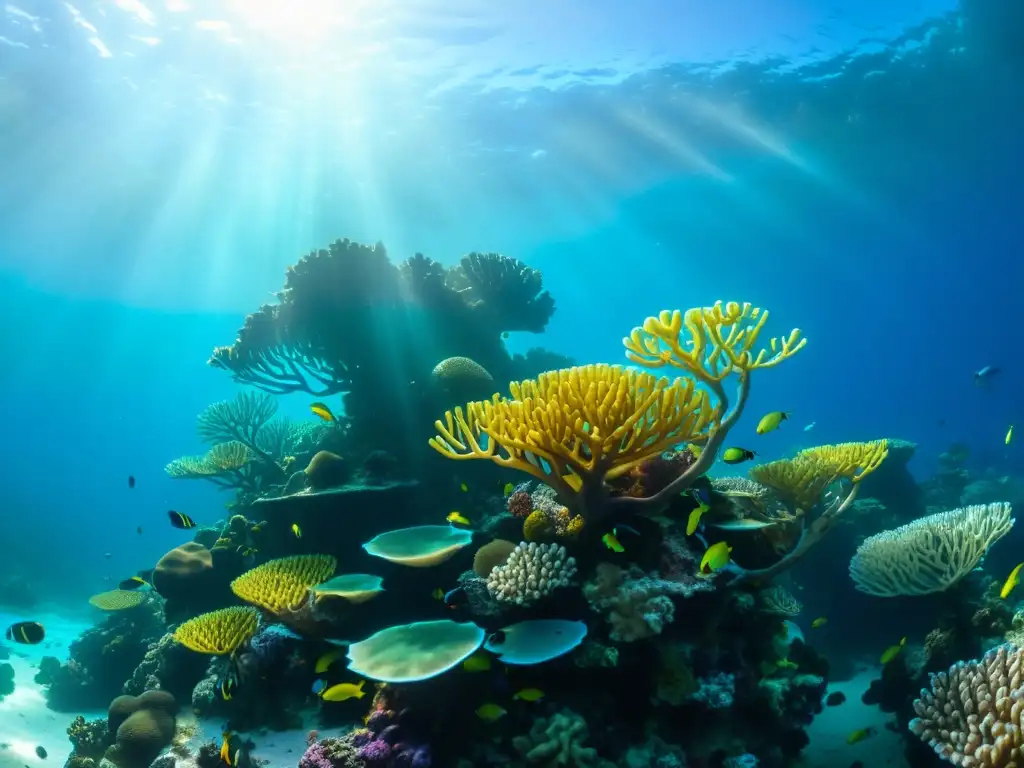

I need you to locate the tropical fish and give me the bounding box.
[315,648,346,674]
[686,506,706,536]
[118,576,149,591]
[1007,425,1014,446]
[321,680,366,702]
[811,617,828,629]
[5,621,45,644]
[431,588,445,601]
[826,691,846,706]
[127,475,135,489]
[756,411,789,435]
[503,483,515,496]
[803,422,816,432]
[722,447,756,464]
[35,746,47,759]
[700,542,733,574]
[602,532,625,553]
[513,688,545,702]
[168,510,196,529]
[880,637,907,665]
[311,679,326,695]
[462,653,492,673]
[846,727,874,745]
[974,365,1000,385]
[218,671,237,701]
[475,703,507,722]
[220,732,233,765]
[709,519,775,531]
[447,511,471,526]
[309,402,335,422]
[687,443,703,458]
[444,587,468,609]
[291,523,302,539]
[460,482,469,492]
[1001,563,1024,599]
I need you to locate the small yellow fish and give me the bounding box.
[722,447,756,464]
[880,637,907,665]
[321,679,366,702]
[846,727,874,745]
[1002,563,1024,599]
[291,523,302,538]
[315,648,346,674]
[513,687,545,702]
[1007,425,1014,445]
[431,588,445,601]
[687,443,703,457]
[756,411,789,435]
[476,703,507,722]
[602,532,625,553]
[700,541,733,574]
[460,482,469,492]
[503,482,515,496]
[310,402,335,422]
[687,505,708,536]
[462,653,492,673]
[220,732,233,766]
[447,511,471,526]
[811,617,828,629]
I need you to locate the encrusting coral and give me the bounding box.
[849,502,1015,597]
[430,301,805,522]
[485,541,577,605]
[910,644,1024,766]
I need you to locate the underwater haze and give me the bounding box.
[2,1,1024,767]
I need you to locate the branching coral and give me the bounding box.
[485,542,577,605]
[849,502,1014,597]
[732,440,890,582]
[910,644,1024,766]
[431,301,804,522]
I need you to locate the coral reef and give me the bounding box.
[486,542,577,605]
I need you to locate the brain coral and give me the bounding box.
[106,690,178,768]
[473,539,517,578]
[152,542,214,601]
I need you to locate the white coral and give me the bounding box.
[486,541,576,605]
[849,502,1014,597]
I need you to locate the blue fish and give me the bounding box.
[444,587,468,609]
[311,679,326,695]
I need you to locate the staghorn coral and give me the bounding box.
[910,644,1024,766]
[430,364,718,518]
[231,555,337,614]
[486,542,577,605]
[433,302,804,522]
[173,606,260,655]
[850,503,1014,597]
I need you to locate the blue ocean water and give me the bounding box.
[1,1,1022,765]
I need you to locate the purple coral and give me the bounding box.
[365,710,393,732]
[298,743,333,768]
[357,739,393,763]
[392,744,431,768]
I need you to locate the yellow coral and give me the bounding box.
[565,514,585,537]
[172,606,259,655]
[798,440,889,483]
[750,456,834,510]
[623,302,805,383]
[231,555,337,614]
[88,590,146,611]
[523,510,553,541]
[429,364,718,500]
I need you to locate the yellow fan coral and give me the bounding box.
[173,606,260,655]
[750,456,833,510]
[231,555,337,614]
[88,590,146,611]
[623,302,806,383]
[798,440,889,483]
[430,364,718,515]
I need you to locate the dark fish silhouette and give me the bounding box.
[35,747,46,759]
[128,476,135,489]
[974,365,1000,386]
[5,622,45,645]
